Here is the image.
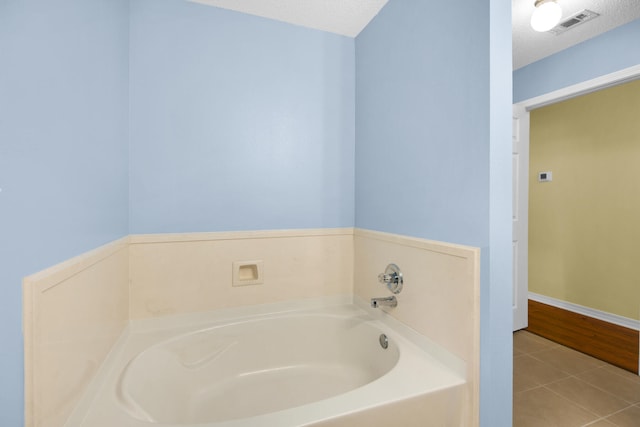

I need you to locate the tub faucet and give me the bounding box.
[370,296,397,309]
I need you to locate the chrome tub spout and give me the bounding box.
[370,296,397,308]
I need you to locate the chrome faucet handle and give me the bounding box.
[377,264,403,294]
[377,273,394,283]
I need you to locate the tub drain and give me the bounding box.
[379,334,389,349]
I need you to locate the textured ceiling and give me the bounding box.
[189,0,388,37]
[189,0,639,70]
[513,0,640,69]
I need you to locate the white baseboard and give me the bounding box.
[528,292,640,332]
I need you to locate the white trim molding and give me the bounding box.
[519,64,640,111]
[529,292,640,331]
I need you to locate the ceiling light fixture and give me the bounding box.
[531,0,562,32]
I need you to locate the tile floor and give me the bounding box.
[514,330,640,427]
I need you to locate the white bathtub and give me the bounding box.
[68,299,466,427]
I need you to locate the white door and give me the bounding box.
[513,105,529,331]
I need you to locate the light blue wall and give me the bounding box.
[355,0,512,425]
[487,0,514,425]
[0,0,129,424]
[129,0,355,233]
[514,19,640,102]
[355,0,489,246]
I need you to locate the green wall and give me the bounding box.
[529,79,640,320]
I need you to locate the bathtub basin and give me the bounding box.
[68,301,466,427]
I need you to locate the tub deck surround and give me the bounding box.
[23,227,480,426]
[353,228,481,427]
[128,228,354,319]
[23,237,130,427]
[66,301,467,427]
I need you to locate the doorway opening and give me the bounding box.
[512,64,640,374]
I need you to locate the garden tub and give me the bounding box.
[67,301,466,426]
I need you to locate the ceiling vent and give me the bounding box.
[548,9,600,35]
